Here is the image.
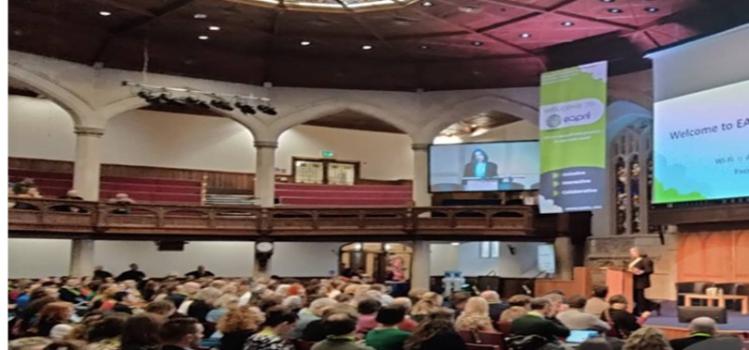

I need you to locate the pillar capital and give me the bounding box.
[254,140,279,149]
[412,143,430,151]
[74,126,105,137]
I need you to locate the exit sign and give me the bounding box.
[322,150,334,158]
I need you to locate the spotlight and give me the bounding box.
[257,105,277,116]
[421,1,433,6]
[210,99,234,111]
[300,40,311,46]
[361,44,373,50]
[471,41,483,46]
[644,6,659,13]
[99,11,112,16]
[561,21,574,27]
[607,8,622,13]
[208,26,221,31]
[194,13,207,19]
[519,32,531,38]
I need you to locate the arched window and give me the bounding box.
[610,120,652,235]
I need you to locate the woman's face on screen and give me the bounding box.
[474,150,485,162]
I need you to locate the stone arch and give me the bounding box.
[268,98,418,140]
[416,95,538,144]
[99,97,150,121]
[8,63,95,126]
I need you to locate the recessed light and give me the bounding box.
[599,0,615,2]
[208,26,220,31]
[98,11,111,16]
[198,35,209,40]
[519,32,532,38]
[362,44,373,50]
[561,21,574,27]
[421,1,433,6]
[194,13,207,19]
[458,6,479,13]
[419,44,429,50]
[607,8,623,13]
[644,6,659,13]
[451,242,460,246]
[300,40,311,46]
[471,40,483,46]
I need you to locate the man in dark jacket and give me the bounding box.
[511,298,570,342]
[116,263,146,282]
[159,317,204,350]
[669,317,716,350]
[185,265,215,279]
[628,247,654,315]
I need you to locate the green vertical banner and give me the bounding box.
[538,61,607,213]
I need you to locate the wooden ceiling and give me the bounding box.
[9,0,749,91]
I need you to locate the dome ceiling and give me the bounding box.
[9,0,749,90]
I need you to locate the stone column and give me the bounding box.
[412,143,431,206]
[554,236,574,280]
[73,126,105,201]
[411,240,431,290]
[70,239,95,277]
[254,141,278,207]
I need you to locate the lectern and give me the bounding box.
[604,267,633,309]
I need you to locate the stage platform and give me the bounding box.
[645,301,749,339]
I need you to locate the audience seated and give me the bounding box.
[668,317,716,350]
[479,290,507,323]
[606,295,648,339]
[390,297,418,332]
[585,286,609,319]
[510,297,570,343]
[455,297,496,333]
[312,312,374,350]
[291,298,337,339]
[622,327,670,350]
[120,313,162,350]
[245,306,298,350]
[216,306,264,350]
[403,309,466,350]
[410,292,442,323]
[356,298,382,335]
[555,295,610,332]
[365,305,411,350]
[498,294,530,333]
[160,317,205,350]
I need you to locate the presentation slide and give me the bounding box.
[653,79,749,204]
[429,141,539,193]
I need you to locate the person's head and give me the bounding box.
[66,190,79,198]
[688,317,717,336]
[566,295,587,310]
[579,337,614,350]
[451,291,471,311]
[408,288,428,304]
[609,294,629,310]
[420,292,443,307]
[261,306,298,336]
[39,301,75,322]
[121,313,162,348]
[529,298,551,316]
[472,149,489,163]
[145,300,176,318]
[622,327,670,350]
[282,295,303,311]
[9,337,52,350]
[323,312,358,336]
[592,285,609,299]
[182,281,201,296]
[463,297,490,316]
[194,287,222,306]
[357,298,382,316]
[309,297,337,317]
[391,297,413,312]
[376,305,406,326]
[94,265,103,272]
[404,316,456,349]
[159,318,204,348]
[629,247,641,259]
[129,263,138,271]
[217,306,265,333]
[479,290,500,303]
[507,294,531,308]
[544,293,564,314]
[87,314,128,342]
[197,265,205,272]
[49,324,74,342]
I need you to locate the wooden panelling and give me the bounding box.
[677,229,749,283]
[9,157,411,193]
[535,267,591,297]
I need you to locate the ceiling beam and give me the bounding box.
[480,0,638,31]
[90,0,196,64]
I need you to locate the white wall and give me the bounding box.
[8,96,76,161]
[8,99,413,180]
[454,242,543,278]
[278,126,413,180]
[269,242,343,277]
[430,243,461,275]
[461,120,539,143]
[9,239,72,278]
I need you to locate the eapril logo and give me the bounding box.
[546,114,562,129]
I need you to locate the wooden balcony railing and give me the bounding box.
[8,197,570,241]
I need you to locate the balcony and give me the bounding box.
[8,198,583,241]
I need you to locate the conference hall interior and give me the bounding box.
[4,1,749,350]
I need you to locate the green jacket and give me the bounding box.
[312,336,375,350]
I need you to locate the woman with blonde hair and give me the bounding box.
[454,297,495,333]
[411,292,444,322]
[217,306,265,350]
[623,327,671,350]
